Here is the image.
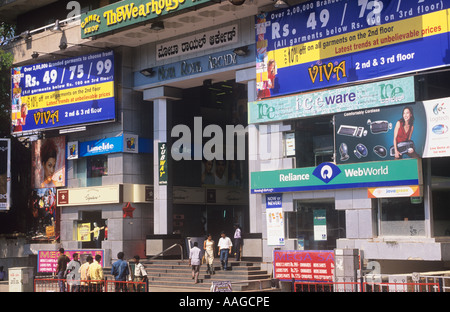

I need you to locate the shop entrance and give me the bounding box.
[78,211,107,249]
[288,199,345,250]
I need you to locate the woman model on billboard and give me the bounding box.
[40,139,64,188]
[393,106,420,159]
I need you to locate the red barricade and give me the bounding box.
[34,278,148,292]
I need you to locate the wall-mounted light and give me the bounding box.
[274,0,289,8]
[233,46,249,56]
[19,30,31,40]
[140,68,155,77]
[31,52,39,59]
[59,42,68,50]
[150,21,164,31]
[51,20,62,33]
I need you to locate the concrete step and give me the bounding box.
[106,259,277,292]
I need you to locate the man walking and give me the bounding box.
[217,231,233,271]
[65,253,81,292]
[88,254,104,292]
[112,252,130,292]
[189,242,202,284]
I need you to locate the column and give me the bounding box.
[143,86,182,235]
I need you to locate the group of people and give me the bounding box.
[55,248,147,292]
[189,224,242,284]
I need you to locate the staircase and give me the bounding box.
[143,259,278,292]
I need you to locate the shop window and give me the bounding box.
[288,199,345,250]
[285,115,334,168]
[431,157,450,237]
[378,197,425,237]
[87,155,108,187]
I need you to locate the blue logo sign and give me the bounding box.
[312,162,341,184]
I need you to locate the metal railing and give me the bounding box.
[293,275,447,293]
[34,278,147,292]
[149,243,184,261]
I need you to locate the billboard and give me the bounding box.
[251,159,421,194]
[248,76,415,124]
[31,137,66,189]
[273,250,334,281]
[335,98,450,164]
[256,1,450,99]
[11,51,115,134]
[0,139,10,211]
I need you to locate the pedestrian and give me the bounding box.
[203,234,215,275]
[233,224,242,261]
[88,254,104,292]
[133,255,148,292]
[189,242,202,284]
[65,253,81,292]
[79,255,93,292]
[217,231,232,271]
[112,251,129,292]
[55,248,70,292]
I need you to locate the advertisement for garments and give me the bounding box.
[256,0,450,99]
[11,51,115,133]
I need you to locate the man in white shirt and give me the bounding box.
[133,255,148,292]
[217,231,233,271]
[189,242,202,284]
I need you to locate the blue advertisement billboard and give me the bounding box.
[256,1,450,99]
[11,51,115,133]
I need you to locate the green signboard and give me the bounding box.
[81,0,212,39]
[248,76,415,124]
[251,159,421,194]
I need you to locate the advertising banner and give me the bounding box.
[248,76,414,124]
[335,97,450,164]
[0,139,10,211]
[273,250,334,281]
[256,1,450,99]
[159,143,168,185]
[31,137,66,189]
[81,0,212,38]
[251,159,421,194]
[11,51,115,134]
[266,207,285,246]
[37,249,104,273]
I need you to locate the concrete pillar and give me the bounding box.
[334,248,359,292]
[143,86,182,235]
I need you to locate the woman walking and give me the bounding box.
[203,234,215,275]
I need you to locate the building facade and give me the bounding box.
[2,0,450,278]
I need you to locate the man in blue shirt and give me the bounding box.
[111,251,130,292]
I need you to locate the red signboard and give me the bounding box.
[273,250,334,281]
[38,249,104,273]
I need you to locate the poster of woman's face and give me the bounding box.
[31,137,66,189]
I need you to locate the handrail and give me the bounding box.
[149,243,184,261]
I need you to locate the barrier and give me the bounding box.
[293,279,440,293]
[34,278,148,292]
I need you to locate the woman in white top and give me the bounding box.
[203,234,215,275]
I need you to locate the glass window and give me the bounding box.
[86,155,108,187]
[285,115,334,168]
[379,197,425,237]
[288,199,345,250]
